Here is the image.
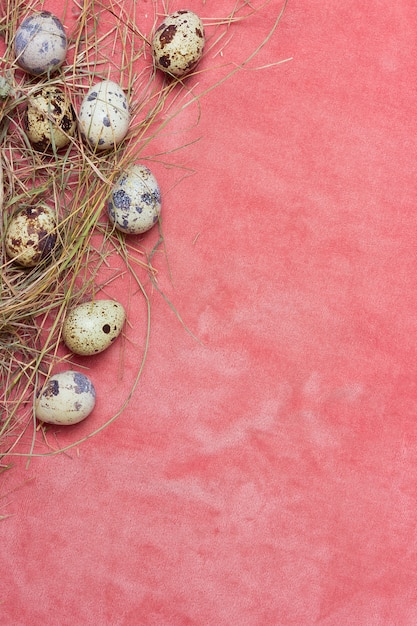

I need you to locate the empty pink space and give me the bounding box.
[1,1,417,624]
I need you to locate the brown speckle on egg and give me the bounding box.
[158,24,177,47]
[159,55,171,69]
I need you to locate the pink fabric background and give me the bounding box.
[2,1,417,624]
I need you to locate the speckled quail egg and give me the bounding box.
[14,11,67,76]
[35,370,96,425]
[107,164,161,234]
[78,80,130,150]
[5,204,58,267]
[62,300,126,356]
[25,87,76,152]
[151,10,205,78]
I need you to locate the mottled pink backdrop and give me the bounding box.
[2,1,417,624]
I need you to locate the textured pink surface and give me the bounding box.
[2,1,417,624]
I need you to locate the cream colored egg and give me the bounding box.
[62,300,126,356]
[5,204,58,267]
[78,80,130,150]
[107,164,161,234]
[35,370,96,425]
[26,87,77,151]
[151,10,205,78]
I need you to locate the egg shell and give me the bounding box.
[25,87,76,152]
[35,371,96,425]
[107,164,161,234]
[78,80,130,151]
[151,10,205,78]
[62,300,126,356]
[14,11,67,76]
[5,204,58,267]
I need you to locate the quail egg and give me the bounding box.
[35,370,96,425]
[151,10,205,78]
[107,164,161,234]
[62,299,126,356]
[25,87,76,152]
[14,11,67,76]
[5,204,58,267]
[78,80,130,150]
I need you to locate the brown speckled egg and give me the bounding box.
[151,10,205,78]
[25,87,76,151]
[5,204,58,267]
[62,300,126,356]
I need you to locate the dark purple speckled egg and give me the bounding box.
[14,11,67,76]
[35,371,96,425]
[108,164,161,234]
[78,80,130,151]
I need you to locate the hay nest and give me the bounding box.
[0,0,288,464]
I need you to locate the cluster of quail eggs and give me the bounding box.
[5,8,206,427]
